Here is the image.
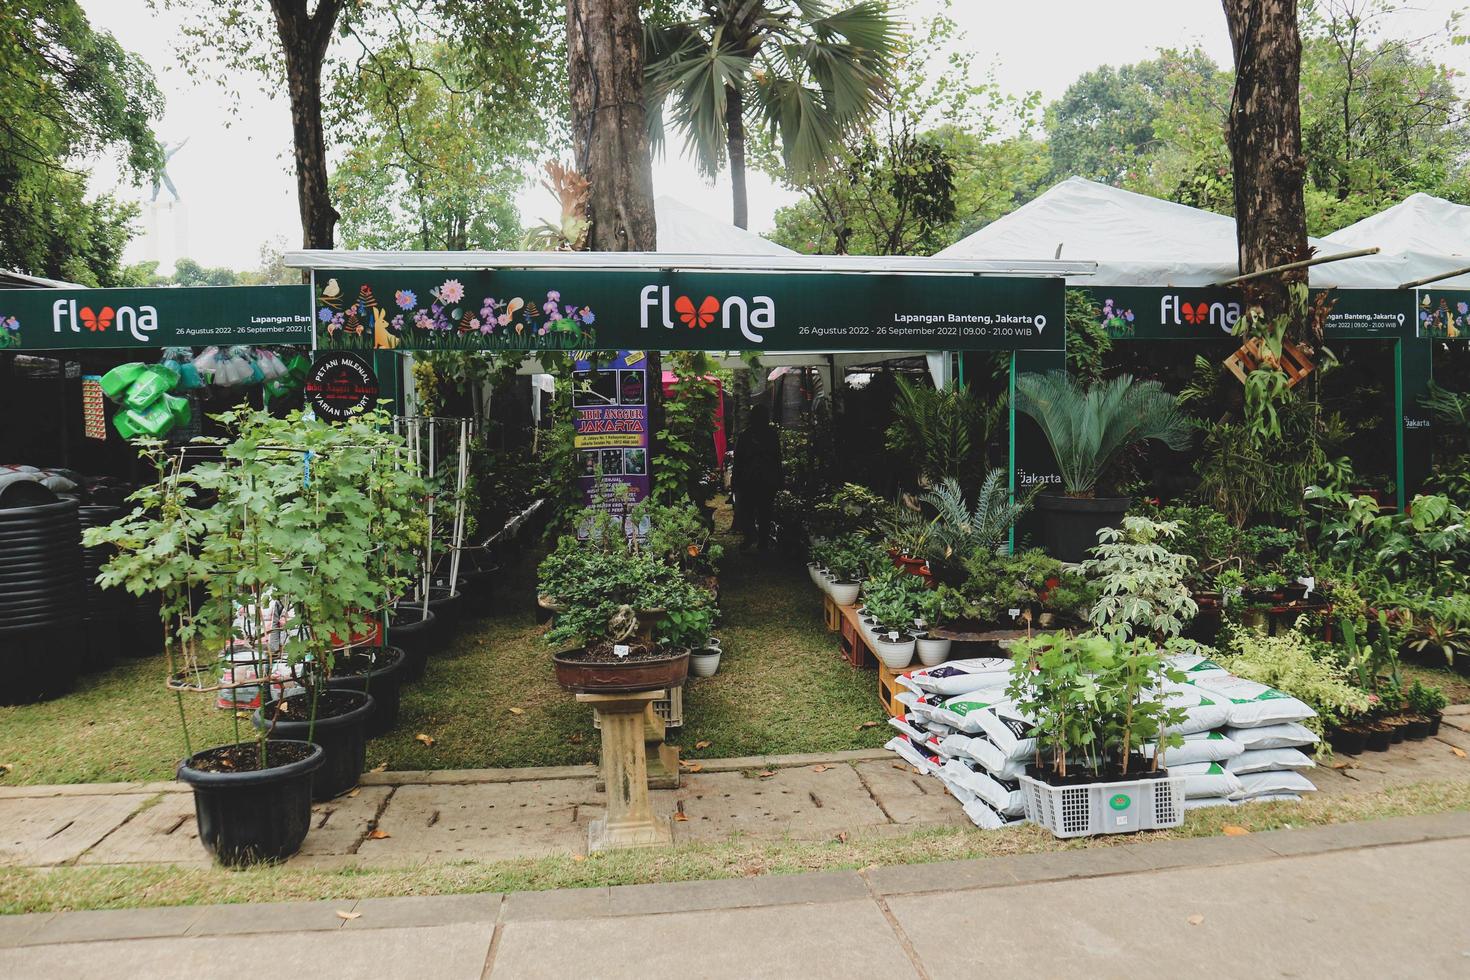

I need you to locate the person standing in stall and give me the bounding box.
[732,403,782,551]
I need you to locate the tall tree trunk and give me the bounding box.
[566,0,657,251]
[725,86,749,229]
[1221,0,1311,341]
[269,0,343,252]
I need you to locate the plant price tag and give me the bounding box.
[1008,608,1021,620]
[613,644,631,659]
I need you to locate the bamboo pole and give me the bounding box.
[1212,247,1380,287]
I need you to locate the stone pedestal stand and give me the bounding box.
[577,689,673,852]
[594,700,681,792]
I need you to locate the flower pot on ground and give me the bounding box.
[385,603,437,683]
[177,740,324,867]
[689,643,722,678]
[254,689,375,801]
[1329,724,1369,755]
[326,645,407,737]
[1014,372,1191,564]
[1364,721,1393,751]
[1407,681,1447,738]
[423,585,463,635]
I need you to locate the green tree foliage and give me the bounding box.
[764,13,1047,254]
[0,2,163,284]
[645,0,903,228]
[329,43,525,251]
[1042,2,1470,232]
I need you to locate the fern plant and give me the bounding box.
[884,377,997,494]
[1014,371,1192,496]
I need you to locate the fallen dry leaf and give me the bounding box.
[674,811,689,822]
[571,854,586,862]
[568,734,584,744]
[369,762,389,773]
[757,770,776,778]
[414,733,435,747]
[1453,747,1467,759]
[811,764,831,773]
[694,740,711,750]
[1186,914,1204,926]
[508,707,525,716]
[835,831,849,844]
[336,911,361,921]
[346,788,360,798]
[680,761,703,773]
[234,711,250,720]
[1222,825,1250,837]
[860,720,879,728]
[368,828,391,840]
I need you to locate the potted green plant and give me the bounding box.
[915,586,966,666]
[667,603,720,677]
[822,532,882,607]
[863,565,929,669]
[1006,631,1188,838]
[1406,680,1448,737]
[1083,516,1198,642]
[1014,372,1191,563]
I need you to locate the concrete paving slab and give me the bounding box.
[360,780,594,863]
[344,893,501,928]
[0,913,54,949]
[1252,808,1470,857]
[606,877,760,916]
[489,898,919,979]
[747,869,869,906]
[0,794,148,867]
[298,785,394,856]
[887,837,1470,979]
[185,899,349,935]
[0,922,495,980]
[75,793,207,867]
[25,905,204,945]
[501,886,611,923]
[663,765,892,842]
[864,855,1020,896]
[851,760,972,827]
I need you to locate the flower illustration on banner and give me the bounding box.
[317,307,335,323]
[395,289,417,310]
[437,279,465,304]
[0,314,18,349]
[1099,298,1134,337]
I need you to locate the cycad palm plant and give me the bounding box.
[885,377,996,496]
[644,0,902,228]
[1015,372,1192,497]
[921,471,1033,572]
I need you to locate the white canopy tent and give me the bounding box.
[1328,193,1470,260]
[938,176,1470,288]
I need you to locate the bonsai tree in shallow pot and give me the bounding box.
[1014,371,1192,563]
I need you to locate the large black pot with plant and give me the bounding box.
[1016,371,1192,564]
[386,603,438,682]
[177,740,324,866]
[327,645,407,736]
[254,689,375,800]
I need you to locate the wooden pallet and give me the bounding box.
[822,592,843,633]
[1224,335,1314,387]
[878,660,909,719]
[834,601,876,668]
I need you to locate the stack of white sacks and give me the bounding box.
[883,653,1318,830]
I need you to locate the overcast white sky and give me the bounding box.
[79,0,1466,270]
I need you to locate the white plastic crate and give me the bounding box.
[592,683,683,730]
[1019,773,1186,838]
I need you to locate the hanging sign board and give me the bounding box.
[305,352,378,421]
[310,270,1064,352]
[1416,289,1470,340]
[574,350,651,535]
[81,375,107,440]
[1081,286,1415,341]
[0,285,313,350]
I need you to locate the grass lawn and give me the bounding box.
[0,501,887,786]
[2,777,1467,914]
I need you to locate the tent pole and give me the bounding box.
[1398,264,1470,290]
[1394,339,1405,513]
[1007,352,1017,555]
[1211,247,1379,287]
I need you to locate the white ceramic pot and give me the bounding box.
[915,635,952,667]
[828,581,861,606]
[690,647,722,678]
[872,630,916,671]
[817,571,836,596]
[807,563,825,588]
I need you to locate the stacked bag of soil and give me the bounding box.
[883,653,1318,828]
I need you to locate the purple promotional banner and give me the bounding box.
[574,350,650,533]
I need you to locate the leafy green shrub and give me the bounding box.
[1217,622,1372,746]
[1406,680,1447,718]
[862,565,930,630]
[1084,515,1197,641]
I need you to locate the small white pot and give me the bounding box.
[704,636,721,650]
[828,581,861,606]
[689,647,722,678]
[817,571,836,596]
[915,635,952,667]
[872,630,916,671]
[807,563,825,588]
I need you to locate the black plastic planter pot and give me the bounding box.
[386,604,437,682]
[1329,725,1368,755]
[177,741,324,867]
[253,690,375,801]
[326,646,407,737]
[0,618,81,704]
[1034,493,1131,564]
[425,587,463,636]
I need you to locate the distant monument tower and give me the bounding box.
[143,138,189,276]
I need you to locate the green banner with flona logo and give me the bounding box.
[1080,285,1416,341]
[309,269,1065,352]
[0,285,313,351]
